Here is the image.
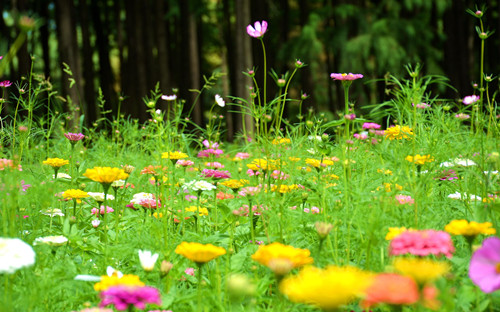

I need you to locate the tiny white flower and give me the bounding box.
[308,135,322,142]
[155,109,162,115]
[138,250,159,272]
[92,219,101,228]
[215,94,225,107]
[87,192,115,202]
[106,266,123,278]
[161,94,177,101]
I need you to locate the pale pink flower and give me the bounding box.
[247,21,268,38]
[202,140,219,148]
[234,152,251,160]
[463,95,480,105]
[92,219,101,228]
[176,159,194,167]
[205,162,224,169]
[395,195,414,205]
[246,169,260,177]
[64,132,85,141]
[197,149,223,158]
[201,169,231,179]
[455,113,470,120]
[91,206,115,216]
[238,186,261,196]
[363,122,381,129]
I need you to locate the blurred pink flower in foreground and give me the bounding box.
[99,286,161,311]
[469,237,500,293]
[247,21,268,38]
[395,195,414,205]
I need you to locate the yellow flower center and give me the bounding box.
[496,262,500,274]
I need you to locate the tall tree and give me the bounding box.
[79,0,96,124]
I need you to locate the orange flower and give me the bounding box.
[361,273,419,308]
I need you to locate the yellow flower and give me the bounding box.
[393,258,449,285]
[43,158,69,168]
[62,189,89,202]
[279,265,373,310]
[405,154,434,165]
[247,159,281,172]
[251,242,313,274]
[220,179,249,190]
[161,151,188,160]
[271,184,301,194]
[444,219,496,236]
[288,157,301,162]
[94,274,144,291]
[384,125,414,140]
[185,206,209,216]
[305,158,334,168]
[379,183,403,193]
[175,242,226,264]
[377,168,393,175]
[272,138,291,145]
[385,227,410,240]
[83,167,129,184]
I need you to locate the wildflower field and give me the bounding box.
[1,12,500,312]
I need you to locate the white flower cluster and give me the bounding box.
[182,180,216,192]
[0,237,36,274]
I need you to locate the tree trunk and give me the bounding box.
[55,0,84,131]
[79,0,96,125]
[154,0,171,94]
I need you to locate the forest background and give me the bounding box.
[0,0,499,141]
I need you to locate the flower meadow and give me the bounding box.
[1,13,500,312]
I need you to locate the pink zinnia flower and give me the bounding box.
[99,285,161,311]
[233,204,266,216]
[330,73,364,81]
[463,95,480,105]
[389,230,455,258]
[247,21,268,38]
[91,205,115,216]
[469,237,500,293]
[201,169,231,179]
[455,113,470,120]
[234,152,251,160]
[270,170,289,180]
[363,122,381,130]
[354,133,368,140]
[395,195,414,205]
[64,132,85,141]
[205,162,224,169]
[238,186,261,196]
[197,149,224,158]
[246,169,260,177]
[176,159,194,167]
[202,140,219,148]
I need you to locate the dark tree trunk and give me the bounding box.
[15,0,30,81]
[142,0,157,91]
[91,0,115,115]
[221,0,235,141]
[79,0,96,125]
[36,0,51,80]
[235,0,254,138]
[179,0,202,126]
[154,0,171,94]
[55,0,84,131]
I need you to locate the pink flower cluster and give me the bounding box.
[176,159,194,167]
[270,170,289,180]
[362,122,381,129]
[354,133,368,140]
[64,132,85,142]
[435,169,458,181]
[205,162,224,169]
[99,285,161,311]
[0,158,22,171]
[233,204,267,216]
[463,95,480,105]
[197,149,223,158]
[234,152,251,159]
[0,80,12,87]
[389,230,455,258]
[303,206,321,214]
[395,195,414,205]
[201,169,231,179]
[91,206,115,216]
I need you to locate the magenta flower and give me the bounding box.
[330,73,364,81]
[197,148,223,158]
[469,237,500,293]
[463,95,480,105]
[247,21,268,38]
[201,169,231,179]
[0,80,12,88]
[389,230,455,258]
[64,132,85,142]
[99,285,161,311]
[202,140,219,148]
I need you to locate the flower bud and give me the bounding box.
[160,260,174,276]
[277,79,286,87]
[315,221,334,239]
[268,258,293,276]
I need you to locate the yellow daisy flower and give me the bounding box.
[83,167,129,184]
[175,242,226,265]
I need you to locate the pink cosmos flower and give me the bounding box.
[202,140,219,148]
[395,195,414,205]
[463,95,480,105]
[389,230,455,258]
[344,113,356,120]
[412,103,431,109]
[201,169,231,179]
[238,186,261,196]
[455,113,470,120]
[270,170,289,180]
[99,285,161,311]
[469,237,500,293]
[64,132,85,141]
[330,73,364,81]
[246,169,261,177]
[0,80,12,87]
[247,21,268,38]
[354,133,368,140]
[363,122,381,130]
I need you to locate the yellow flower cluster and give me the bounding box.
[393,258,449,285]
[288,157,301,162]
[384,125,414,140]
[94,274,144,291]
[271,138,291,145]
[251,242,313,271]
[161,151,188,160]
[43,158,69,168]
[185,206,209,216]
[385,227,411,240]
[271,184,301,193]
[377,168,393,175]
[175,242,226,264]
[220,179,249,190]
[379,183,403,193]
[83,167,129,184]
[305,158,335,168]
[62,189,89,200]
[279,265,373,310]
[444,219,496,237]
[405,154,434,165]
[247,159,281,171]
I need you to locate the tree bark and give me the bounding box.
[79,0,96,125]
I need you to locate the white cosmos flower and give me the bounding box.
[447,192,482,201]
[161,94,177,101]
[215,94,225,107]
[183,180,216,192]
[33,235,68,246]
[40,208,65,217]
[53,173,72,179]
[138,250,159,272]
[0,237,36,274]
